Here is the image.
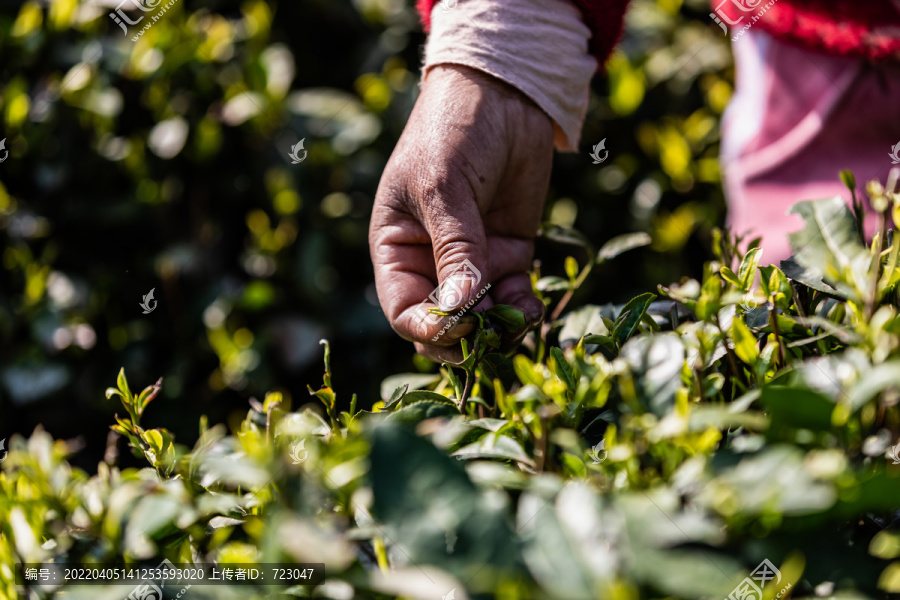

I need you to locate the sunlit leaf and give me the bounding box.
[596,232,652,264]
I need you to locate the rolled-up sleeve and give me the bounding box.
[421,0,599,151]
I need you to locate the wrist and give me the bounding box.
[424,64,546,111]
[422,0,597,151]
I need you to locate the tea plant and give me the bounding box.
[4,172,900,599]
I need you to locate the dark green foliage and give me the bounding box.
[6,182,900,598]
[0,0,732,457]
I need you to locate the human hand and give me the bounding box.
[369,64,554,363]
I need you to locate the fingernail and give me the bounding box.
[528,306,546,327]
[445,320,475,341]
[438,273,473,311]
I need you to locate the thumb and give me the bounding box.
[427,194,490,312]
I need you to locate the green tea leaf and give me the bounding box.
[379,373,441,403]
[761,386,834,434]
[382,384,408,410]
[564,256,579,282]
[368,423,518,568]
[619,333,685,417]
[731,316,759,366]
[486,304,526,332]
[787,197,869,302]
[453,435,535,467]
[143,429,165,452]
[550,347,576,391]
[780,256,846,299]
[385,401,460,423]
[657,279,701,312]
[612,293,656,346]
[719,266,742,289]
[397,390,455,408]
[135,378,162,417]
[846,360,900,412]
[737,247,762,289]
[513,355,545,388]
[116,368,130,399]
[319,339,333,388]
[467,418,509,432]
[840,170,856,192]
[536,276,570,292]
[596,232,652,264]
[558,305,613,344]
[308,385,336,411]
[540,225,592,249]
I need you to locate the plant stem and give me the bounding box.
[867,209,888,319]
[851,187,865,245]
[266,402,276,444]
[790,281,807,318]
[458,368,474,412]
[373,537,390,573]
[535,413,548,473]
[543,263,593,344]
[549,288,574,323]
[769,298,787,366]
[541,286,576,348]
[714,314,741,397]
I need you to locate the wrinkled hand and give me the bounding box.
[369,64,554,363]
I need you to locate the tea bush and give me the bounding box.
[0,0,731,450]
[5,172,900,599]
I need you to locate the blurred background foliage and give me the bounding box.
[0,0,732,464]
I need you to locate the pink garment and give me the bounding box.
[722,28,900,263]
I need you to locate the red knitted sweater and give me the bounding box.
[716,0,900,62]
[416,0,900,64]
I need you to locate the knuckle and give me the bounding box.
[419,170,464,209]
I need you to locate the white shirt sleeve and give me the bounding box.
[422,0,598,151]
